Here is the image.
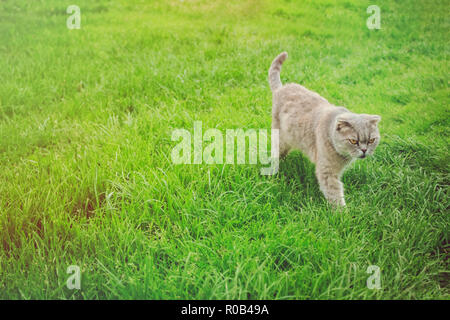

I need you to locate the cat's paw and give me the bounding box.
[329,197,346,209]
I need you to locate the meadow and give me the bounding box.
[0,0,448,299]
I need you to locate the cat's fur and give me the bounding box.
[269,52,381,207]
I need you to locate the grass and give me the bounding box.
[0,0,448,299]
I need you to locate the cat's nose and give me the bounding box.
[361,148,367,153]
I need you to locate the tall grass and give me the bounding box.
[0,0,448,299]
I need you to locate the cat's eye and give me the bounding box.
[368,138,375,144]
[348,139,358,145]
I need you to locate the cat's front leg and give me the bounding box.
[315,168,346,207]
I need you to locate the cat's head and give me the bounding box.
[332,113,381,159]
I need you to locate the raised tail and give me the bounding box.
[268,52,288,91]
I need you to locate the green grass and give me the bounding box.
[0,0,448,299]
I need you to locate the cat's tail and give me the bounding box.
[268,52,288,91]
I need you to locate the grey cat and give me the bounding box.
[269,52,381,207]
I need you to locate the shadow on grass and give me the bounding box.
[276,151,326,210]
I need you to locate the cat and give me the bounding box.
[269,52,381,207]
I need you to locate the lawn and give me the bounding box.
[0,0,448,299]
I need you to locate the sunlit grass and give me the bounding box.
[0,0,448,299]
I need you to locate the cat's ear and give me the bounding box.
[369,115,381,125]
[336,114,353,131]
[336,120,352,131]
